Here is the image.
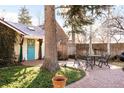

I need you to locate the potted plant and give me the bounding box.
[52,75,67,88]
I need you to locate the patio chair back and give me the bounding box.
[85,55,94,70]
[98,55,110,68]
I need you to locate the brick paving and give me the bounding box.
[21,60,43,67]
[66,61,124,88]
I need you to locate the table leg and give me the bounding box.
[93,56,95,65]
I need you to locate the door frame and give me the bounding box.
[27,39,35,60]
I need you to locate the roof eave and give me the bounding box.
[0,19,27,35]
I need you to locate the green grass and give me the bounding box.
[110,61,124,67]
[0,66,85,88]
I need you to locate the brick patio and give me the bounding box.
[65,60,124,88]
[21,60,43,67]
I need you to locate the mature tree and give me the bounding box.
[96,29,108,43]
[41,5,60,72]
[102,15,124,40]
[18,6,32,25]
[59,5,112,43]
[42,5,112,72]
[58,5,112,56]
[102,15,124,55]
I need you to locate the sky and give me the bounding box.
[0,5,64,27]
[0,5,44,26]
[0,5,124,42]
[0,5,123,28]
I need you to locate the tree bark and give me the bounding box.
[72,26,75,43]
[41,5,60,72]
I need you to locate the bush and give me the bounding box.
[68,55,75,59]
[58,51,68,60]
[68,54,87,60]
[109,55,120,62]
[0,24,17,67]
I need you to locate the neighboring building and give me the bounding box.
[0,19,68,61]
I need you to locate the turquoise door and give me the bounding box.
[27,39,35,60]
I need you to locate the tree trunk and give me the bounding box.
[72,26,75,43]
[89,25,93,55]
[41,5,60,72]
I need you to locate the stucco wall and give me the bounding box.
[23,38,27,60]
[57,39,68,59]
[14,37,45,61]
[68,43,76,55]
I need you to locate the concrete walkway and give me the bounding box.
[21,60,43,67]
[65,60,124,88]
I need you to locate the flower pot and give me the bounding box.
[52,75,67,88]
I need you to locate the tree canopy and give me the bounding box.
[59,5,112,34]
[18,6,32,25]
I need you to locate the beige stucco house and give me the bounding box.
[0,19,68,61]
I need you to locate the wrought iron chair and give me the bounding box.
[73,55,81,68]
[85,56,94,70]
[98,55,110,68]
[63,54,81,68]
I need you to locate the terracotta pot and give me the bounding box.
[52,75,67,88]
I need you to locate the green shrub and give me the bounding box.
[0,23,17,67]
[58,51,68,60]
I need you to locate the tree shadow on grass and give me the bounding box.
[0,66,29,88]
[27,69,56,88]
[27,67,85,88]
[57,67,85,85]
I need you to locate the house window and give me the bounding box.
[27,26,35,31]
[27,39,35,46]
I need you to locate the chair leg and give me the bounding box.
[98,62,102,68]
[98,62,101,67]
[73,60,76,66]
[77,60,80,67]
[106,62,110,68]
[108,65,110,68]
[64,64,66,67]
[100,62,103,68]
[104,61,110,68]
[91,64,93,70]
[85,63,88,70]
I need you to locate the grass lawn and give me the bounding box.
[0,66,85,88]
[110,61,124,67]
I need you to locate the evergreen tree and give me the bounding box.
[59,5,112,43]
[18,6,32,25]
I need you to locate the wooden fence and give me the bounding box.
[76,43,124,57]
